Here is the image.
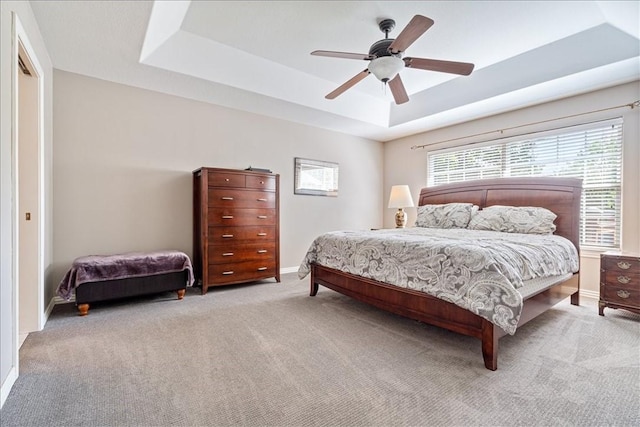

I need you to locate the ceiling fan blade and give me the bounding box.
[389,15,434,53]
[404,57,475,75]
[311,50,373,61]
[325,70,370,99]
[388,74,409,105]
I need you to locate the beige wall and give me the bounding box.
[52,70,384,292]
[383,81,640,298]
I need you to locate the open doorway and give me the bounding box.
[15,24,45,346]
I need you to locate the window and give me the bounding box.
[427,119,623,249]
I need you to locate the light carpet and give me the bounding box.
[1,272,639,426]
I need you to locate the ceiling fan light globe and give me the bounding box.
[368,56,404,82]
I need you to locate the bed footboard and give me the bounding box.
[310,264,493,365]
[310,263,579,370]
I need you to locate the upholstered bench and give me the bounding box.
[57,250,194,316]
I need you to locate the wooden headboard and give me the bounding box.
[418,177,583,251]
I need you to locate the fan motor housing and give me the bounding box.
[369,39,401,59]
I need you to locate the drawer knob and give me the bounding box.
[222,252,234,257]
[257,267,267,271]
[617,261,631,270]
[222,271,234,275]
[222,215,234,219]
[257,215,268,219]
[617,276,631,284]
[617,290,630,299]
[257,198,267,202]
[225,178,230,182]
[222,234,234,238]
[221,197,234,201]
[257,250,267,254]
[260,181,264,184]
[257,232,267,236]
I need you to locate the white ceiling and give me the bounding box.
[30,1,640,141]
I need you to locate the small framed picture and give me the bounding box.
[294,157,339,197]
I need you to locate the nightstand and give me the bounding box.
[599,252,640,316]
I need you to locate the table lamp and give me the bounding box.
[388,185,414,228]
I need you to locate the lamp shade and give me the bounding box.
[368,56,405,82]
[388,185,414,208]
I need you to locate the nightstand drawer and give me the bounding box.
[601,285,640,306]
[602,271,639,287]
[603,257,640,273]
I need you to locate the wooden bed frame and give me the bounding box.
[309,177,582,370]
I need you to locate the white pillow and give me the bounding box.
[415,203,475,229]
[468,205,557,234]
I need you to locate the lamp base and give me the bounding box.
[394,208,407,228]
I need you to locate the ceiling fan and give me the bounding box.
[311,15,475,105]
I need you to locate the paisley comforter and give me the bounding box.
[298,228,579,335]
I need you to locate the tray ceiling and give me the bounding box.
[30,1,640,141]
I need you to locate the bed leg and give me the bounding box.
[570,291,579,306]
[177,289,186,300]
[310,267,319,296]
[481,322,498,371]
[77,304,89,316]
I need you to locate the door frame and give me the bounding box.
[11,9,45,368]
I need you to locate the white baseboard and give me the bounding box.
[45,296,58,316]
[280,266,299,275]
[0,366,18,409]
[580,289,599,301]
[52,295,74,305]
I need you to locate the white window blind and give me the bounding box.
[427,118,623,249]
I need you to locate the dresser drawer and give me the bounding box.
[603,271,639,288]
[208,226,276,244]
[207,189,276,208]
[208,208,276,226]
[208,242,276,264]
[207,261,277,285]
[246,175,276,190]
[601,285,640,307]
[603,256,640,273]
[208,171,246,188]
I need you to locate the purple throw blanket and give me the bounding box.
[57,250,195,301]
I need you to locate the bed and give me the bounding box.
[57,250,195,316]
[299,177,582,370]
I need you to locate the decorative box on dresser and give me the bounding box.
[599,251,640,316]
[193,167,280,294]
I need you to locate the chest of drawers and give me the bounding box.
[193,167,280,294]
[599,252,639,316]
